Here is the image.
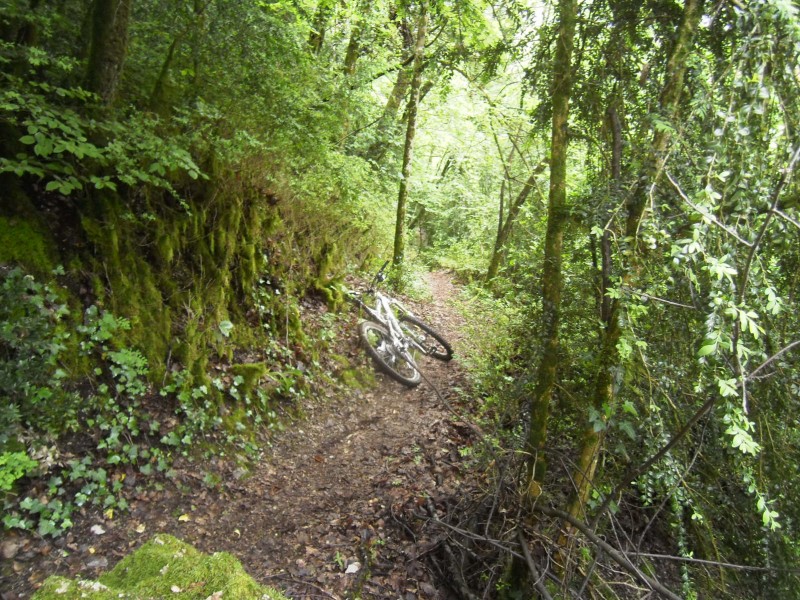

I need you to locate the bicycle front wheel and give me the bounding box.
[400,315,453,361]
[359,321,421,387]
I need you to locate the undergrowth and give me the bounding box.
[0,266,346,539]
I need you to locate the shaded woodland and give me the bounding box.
[1,0,799,598]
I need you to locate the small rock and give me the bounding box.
[87,556,108,569]
[1,539,21,560]
[345,561,361,574]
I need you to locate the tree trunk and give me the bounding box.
[392,0,429,273]
[308,0,335,54]
[149,37,180,113]
[525,0,578,494]
[85,0,132,104]
[564,0,705,523]
[486,169,542,282]
[365,18,414,163]
[344,3,371,77]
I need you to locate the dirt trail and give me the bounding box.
[2,272,476,600]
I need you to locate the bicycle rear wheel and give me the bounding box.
[400,315,453,361]
[358,321,421,387]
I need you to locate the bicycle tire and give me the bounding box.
[400,315,453,361]
[358,321,422,387]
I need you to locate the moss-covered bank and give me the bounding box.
[32,534,288,600]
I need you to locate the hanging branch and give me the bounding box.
[733,144,800,412]
[665,171,754,247]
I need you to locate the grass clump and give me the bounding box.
[33,534,288,600]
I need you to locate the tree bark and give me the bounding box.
[525,0,578,493]
[392,0,429,273]
[85,0,132,104]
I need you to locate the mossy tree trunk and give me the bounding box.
[564,0,705,524]
[365,15,414,163]
[85,0,132,104]
[392,0,429,273]
[524,0,578,495]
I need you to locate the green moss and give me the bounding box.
[230,362,269,402]
[0,216,57,276]
[32,534,288,600]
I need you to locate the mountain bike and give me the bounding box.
[347,261,453,387]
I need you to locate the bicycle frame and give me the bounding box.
[348,262,453,387]
[357,291,416,354]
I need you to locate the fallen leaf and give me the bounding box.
[90,525,105,535]
[178,514,191,522]
[135,523,146,534]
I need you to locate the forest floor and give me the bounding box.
[2,272,482,600]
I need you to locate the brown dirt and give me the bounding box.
[1,271,479,600]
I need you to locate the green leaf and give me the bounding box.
[218,320,234,338]
[697,343,716,357]
[718,378,738,398]
[618,421,636,440]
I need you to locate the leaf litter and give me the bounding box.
[2,273,478,599]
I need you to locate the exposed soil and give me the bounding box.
[1,272,479,600]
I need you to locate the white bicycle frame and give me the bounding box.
[359,290,428,357]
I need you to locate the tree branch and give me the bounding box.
[517,531,555,600]
[534,506,683,600]
[665,171,753,247]
[745,340,800,382]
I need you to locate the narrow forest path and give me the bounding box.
[5,272,478,600]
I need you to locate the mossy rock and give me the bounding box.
[0,215,57,276]
[230,362,269,398]
[32,534,288,600]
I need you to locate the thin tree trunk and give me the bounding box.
[525,0,578,494]
[393,0,429,273]
[85,0,132,104]
[486,169,541,281]
[149,37,180,113]
[564,0,705,523]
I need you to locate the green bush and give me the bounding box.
[0,267,76,445]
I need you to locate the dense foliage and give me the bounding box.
[1,0,799,598]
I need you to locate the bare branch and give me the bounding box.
[665,171,753,247]
[772,207,800,231]
[629,552,800,574]
[746,340,800,382]
[517,531,555,600]
[534,506,683,600]
[637,292,697,310]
